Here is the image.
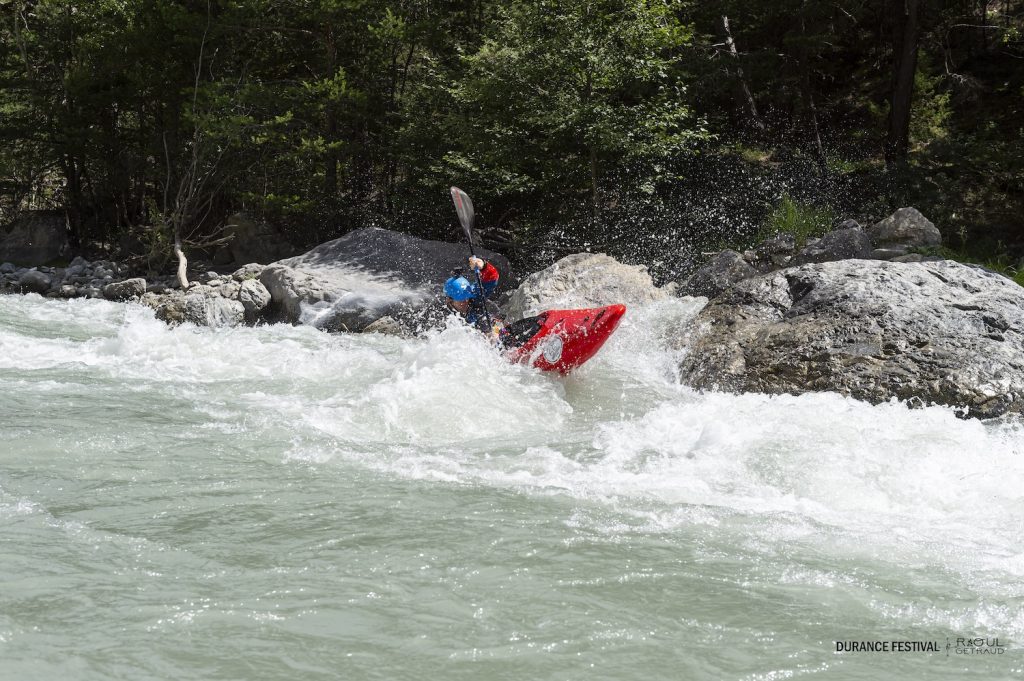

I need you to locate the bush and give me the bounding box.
[756,195,835,248]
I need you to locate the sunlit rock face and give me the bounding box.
[501,252,668,322]
[677,259,1024,419]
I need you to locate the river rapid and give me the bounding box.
[1,293,1022,680]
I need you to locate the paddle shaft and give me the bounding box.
[450,187,493,331]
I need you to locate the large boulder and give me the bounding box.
[18,269,51,294]
[789,226,874,266]
[679,249,758,299]
[677,259,1024,419]
[0,210,67,264]
[237,279,271,314]
[260,227,514,330]
[103,277,147,301]
[868,207,942,258]
[502,252,666,321]
[183,291,245,328]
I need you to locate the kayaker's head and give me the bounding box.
[444,274,474,314]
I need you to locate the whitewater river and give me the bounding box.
[1,293,1022,680]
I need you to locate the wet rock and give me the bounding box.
[183,293,245,328]
[679,250,758,299]
[361,315,407,336]
[677,259,1024,419]
[789,227,873,266]
[59,285,78,298]
[0,262,16,274]
[502,252,664,321]
[103,277,147,301]
[18,270,51,294]
[750,232,797,270]
[261,227,513,329]
[237,279,271,314]
[155,297,186,325]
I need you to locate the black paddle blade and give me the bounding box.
[450,186,475,245]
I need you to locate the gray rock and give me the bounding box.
[261,227,514,329]
[81,287,103,299]
[231,263,264,281]
[361,315,408,336]
[155,297,186,325]
[502,252,663,321]
[679,250,758,299]
[237,279,271,313]
[868,207,942,254]
[219,281,241,300]
[750,232,798,270]
[789,227,873,266]
[59,285,78,298]
[18,270,51,294]
[757,232,797,257]
[139,292,164,310]
[0,262,16,274]
[872,247,910,259]
[183,293,245,327]
[69,256,89,269]
[103,277,147,301]
[0,210,67,264]
[259,265,330,322]
[677,259,1024,419]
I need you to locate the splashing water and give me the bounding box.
[1,294,1021,680]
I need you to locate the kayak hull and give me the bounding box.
[504,304,626,374]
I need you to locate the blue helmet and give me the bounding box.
[444,276,474,301]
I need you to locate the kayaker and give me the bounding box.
[444,256,502,334]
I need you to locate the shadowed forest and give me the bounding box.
[1,0,1022,279]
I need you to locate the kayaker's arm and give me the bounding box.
[471,259,499,298]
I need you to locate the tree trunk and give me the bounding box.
[173,229,189,289]
[62,155,84,250]
[885,0,921,168]
[721,15,765,131]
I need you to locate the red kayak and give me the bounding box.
[503,304,626,374]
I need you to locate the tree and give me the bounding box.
[886,0,921,167]
[446,0,704,219]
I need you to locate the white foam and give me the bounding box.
[3,293,1023,623]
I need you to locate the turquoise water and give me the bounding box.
[1,293,1022,680]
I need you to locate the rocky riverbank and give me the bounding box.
[3,207,1023,418]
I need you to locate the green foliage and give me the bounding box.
[910,60,952,146]
[431,0,705,212]
[758,195,835,248]
[0,0,1021,273]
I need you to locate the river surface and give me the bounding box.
[1,293,1022,680]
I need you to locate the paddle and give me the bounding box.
[450,186,493,331]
